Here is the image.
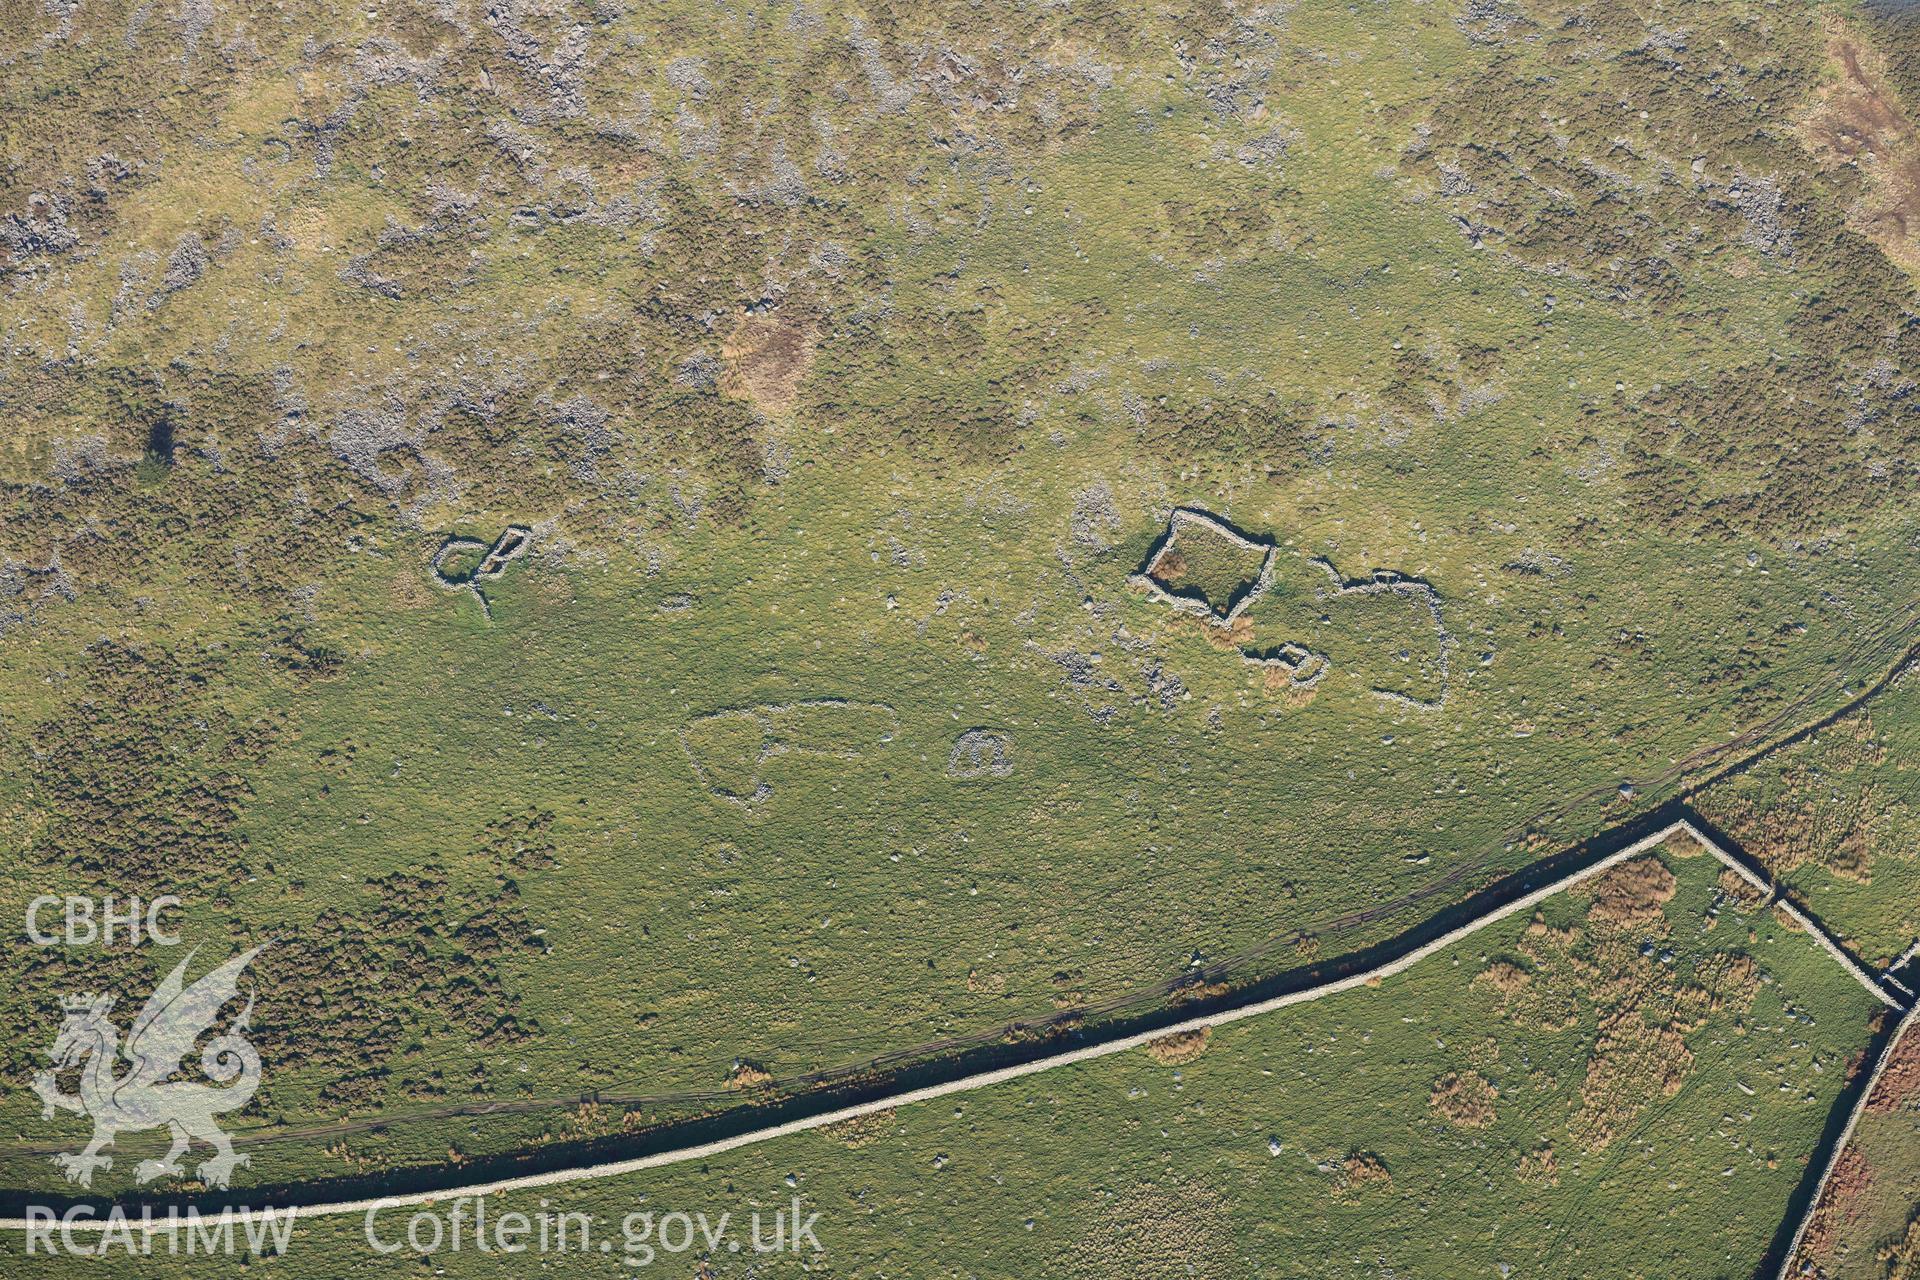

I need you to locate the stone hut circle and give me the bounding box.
[1130,507,1457,708]
[1128,507,1279,624]
[432,525,534,619]
[947,728,1015,779]
[680,699,900,809]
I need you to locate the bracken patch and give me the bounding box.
[1867,1026,1920,1114]
[1516,1144,1560,1187]
[1582,856,1678,929]
[1430,1070,1499,1129]
[1331,1152,1392,1197]
[1797,1146,1873,1270]
[1570,1011,1693,1153]
[1144,1028,1212,1065]
[1881,1211,1920,1280]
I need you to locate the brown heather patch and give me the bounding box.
[725,1061,775,1091]
[1716,867,1768,911]
[1583,856,1678,929]
[1693,711,1905,888]
[219,816,548,1114]
[819,1109,895,1149]
[563,1101,615,1137]
[22,639,283,895]
[1430,1070,1499,1129]
[389,562,432,609]
[532,569,576,608]
[967,968,1007,994]
[1170,611,1256,651]
[1524,912,1580,945]
[1476,935,1579,1035]
[324,1139,395,1172]
[1331,1152,1392,1197]
[1662,832,1706,859]
[1145,1027,1212,1065]
[1262,663,1321,706]
[1516,1145,1560,1187]
[1476,958,1532,996]
[1569,1011,1692,1153]
[1678,952,1763,1027]
[1827,829,1876,883]
[1480,888,1761,1155]
[1169,979,1230,1006]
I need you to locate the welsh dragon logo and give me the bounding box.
[31,946,265,1189]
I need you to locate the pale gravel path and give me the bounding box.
[2,816,1899,1233]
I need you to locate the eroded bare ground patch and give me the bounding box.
[720,305,817,418]
[1804,24,1920,275]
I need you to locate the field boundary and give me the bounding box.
[1,815,1900,1231]
[1771,1003,1920,1280]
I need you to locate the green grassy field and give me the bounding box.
[0,841,1885,1277]
[1695,674,1920,971]
[0,441,1910,1191]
